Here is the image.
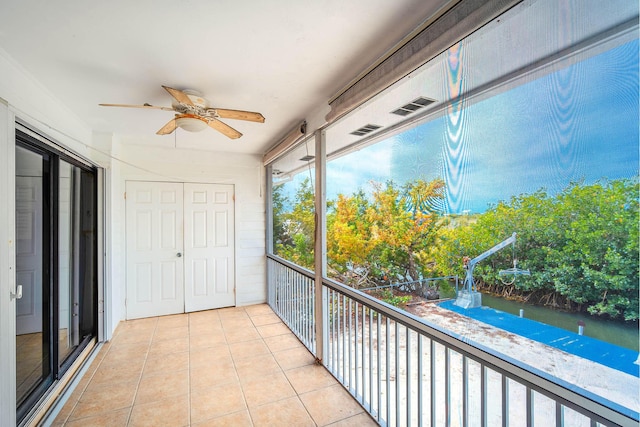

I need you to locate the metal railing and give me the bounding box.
[360,276,459,300]
[267,256,316,353]
[267,255,637,427]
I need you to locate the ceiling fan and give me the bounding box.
[99,85,265,139]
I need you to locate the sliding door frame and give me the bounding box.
[0,99,17,427]
[3,120,105,426]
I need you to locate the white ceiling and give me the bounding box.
[0,0,450,155]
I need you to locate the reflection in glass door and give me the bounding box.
[58,161,97,365]
[58,160,77,362]
[15,144,51,412]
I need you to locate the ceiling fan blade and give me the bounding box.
[99,103,174,111]
[214,109,265,123]
[156,118,178,135]
[162,86,194,106]
[208,119,242,139]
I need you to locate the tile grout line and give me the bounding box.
[276,349,321,427]
[232,307,255,426]
[124,316,157,427]
[262,308,370,426]
[58,339,110,426]
[187,313,192,427]
[251,312,321,426]
[229,308,350,426]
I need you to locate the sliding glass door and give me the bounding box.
[15,130,97,423]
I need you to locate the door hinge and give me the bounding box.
[124,192,126,200]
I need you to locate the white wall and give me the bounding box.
[0,45,267,339]
[0,49,95,160]
[109,141,267,329]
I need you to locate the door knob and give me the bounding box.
[177,252,182,257]
[10,285,23,300]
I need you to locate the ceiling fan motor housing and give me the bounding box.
[181,89,209,108]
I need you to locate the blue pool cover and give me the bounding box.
[439,300,639,377]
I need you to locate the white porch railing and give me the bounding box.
[267,256,316,353]
[267,255,638,427]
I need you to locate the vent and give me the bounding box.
[300,155,314,162]
[350,124,382,136]
[391,97,436,116]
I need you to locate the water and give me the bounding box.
[480,293,639,351]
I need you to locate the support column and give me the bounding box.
[265,164,275,307]
[314,129,327,362]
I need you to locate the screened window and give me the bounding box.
[268,0,638,418]
[268,137,316,270]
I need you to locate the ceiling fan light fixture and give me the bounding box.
[176,116,208,132]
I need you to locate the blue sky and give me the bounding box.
[323,39,639,214]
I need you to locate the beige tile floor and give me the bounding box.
[52,304,377,426]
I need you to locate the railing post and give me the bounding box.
[314,128,327,362]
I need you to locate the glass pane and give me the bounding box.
[15,145,50,407]
[58,160,76,362]
[269,136,316,270]
[78,169,96,339]
[58,161,97,363]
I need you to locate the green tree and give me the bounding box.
[432,179,639,321]
[327,190,375,286]
[271,184,290,249]
[274,178,315,269]
[544,180,639,320]
[327,178,445,288]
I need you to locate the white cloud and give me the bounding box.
[327,142,393,199]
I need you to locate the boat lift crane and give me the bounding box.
[454,232,530,309]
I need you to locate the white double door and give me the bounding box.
[126,181,235,319]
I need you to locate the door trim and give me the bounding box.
[0,99,17,427]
